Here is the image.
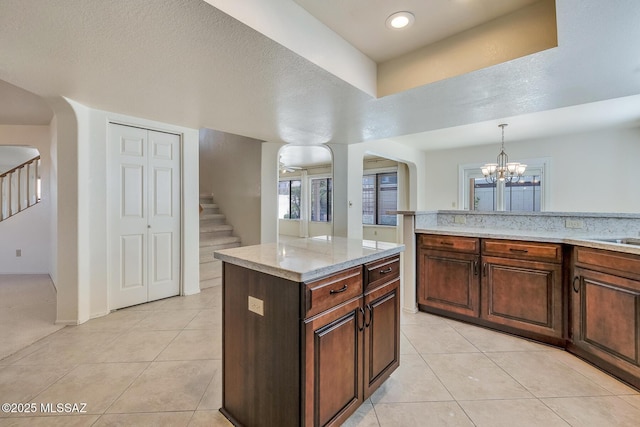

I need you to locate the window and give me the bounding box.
[461,161,547,212]
[278,179,301,219]
[310,177,332,222]
[362,172,397,226]
[472,175,542,211]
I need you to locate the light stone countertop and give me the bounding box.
[416,226,640,256]
[214,236,405,282]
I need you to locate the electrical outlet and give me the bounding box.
[16,249,21,257]
[248,296,264,316]
[565,219,584,229]
[454,215,466,224]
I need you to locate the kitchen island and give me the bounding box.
[214,236,404,427]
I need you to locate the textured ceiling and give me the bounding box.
[0,0,639,149]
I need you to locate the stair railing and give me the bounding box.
[0,155,41,222]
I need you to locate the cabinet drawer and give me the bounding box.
[418,234,479,253]
[575,247,640,280]
[364,255,400,291]
[482,239,562,263]
[305,266,363,318]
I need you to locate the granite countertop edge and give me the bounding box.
[215,243,405,283]
[415,227,640,256]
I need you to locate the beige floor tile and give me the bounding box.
[185,309,221,330]
[401,311,448,326]
[188,410,233,427]
[134,309,200,330]
[487,351,612,398]
[93,411,193,426]
[370,354,452,404]
[0,415,99,426]
[156,329,221,361]
[459,398,570,426]
[106,360,216,413]
[32,362,148,415]
[542,396,640,426]
[551,349,640,395]
[402,323,478,354]
[0,364,73,405]
[399,331,418,355]
[197,360,222,411]
[155,294,216,311]
[70,310,150,332]
[11,331,121,366]
[95,330,179,362]
[374,402,474,426]
[448,321,553,353]
[424,352,533,400]
[342,402,380,427]
[619,394,640,409]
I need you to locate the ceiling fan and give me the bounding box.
[279,160,303,173]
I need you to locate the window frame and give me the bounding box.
[458,159,550,211]
[278,178,302,220]
[362,167,398,226]
[309,175,332,223]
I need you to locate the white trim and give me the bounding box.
[363,166,398,175]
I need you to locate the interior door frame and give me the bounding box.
[106,120,184,310]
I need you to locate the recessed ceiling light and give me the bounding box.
[386,11,415,30]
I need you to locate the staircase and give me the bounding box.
[0,156,41,223]
[199,194,241,289]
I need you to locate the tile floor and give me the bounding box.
[1,279,640,426]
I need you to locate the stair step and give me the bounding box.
[200,242,241,263]
[200,259,222,281]
[200,224,233,235]
[200,235,241,247]
[200,214,226,225]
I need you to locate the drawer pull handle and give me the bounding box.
[509,248,529,253]
[379,267,393,274]
[572,276,580,293]
[358,307,365,331]
[329,284,348,294]
[473,261,479,276]
[440,241,454,246]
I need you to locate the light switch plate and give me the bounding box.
[248,296,264,316]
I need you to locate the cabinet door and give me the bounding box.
[482,256,563,341]
[571,267,640,370]
[303,297,364,427]
[363,278,400,399]
[418,248,480,317]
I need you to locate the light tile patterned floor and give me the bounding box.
[1,279,640,426]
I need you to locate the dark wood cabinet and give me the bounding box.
[417,234,480,317]
[363,277,400,399]
[222,254,401,427]
[303,297,364,427]
[417,235,564,345]
[569,247,640,389]
[481,239,564,344]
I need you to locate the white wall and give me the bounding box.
[261,142,284,243]
[200,129,262,246]
[50,98,200,324]
[0,125,51,273]
[423,126,640,212]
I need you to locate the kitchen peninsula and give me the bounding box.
[214,236,404,427]
[400,210,640,391]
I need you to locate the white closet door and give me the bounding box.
[108,124,181,309]
[147,130,181,301]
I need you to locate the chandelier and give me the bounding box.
[481,124,526,183]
